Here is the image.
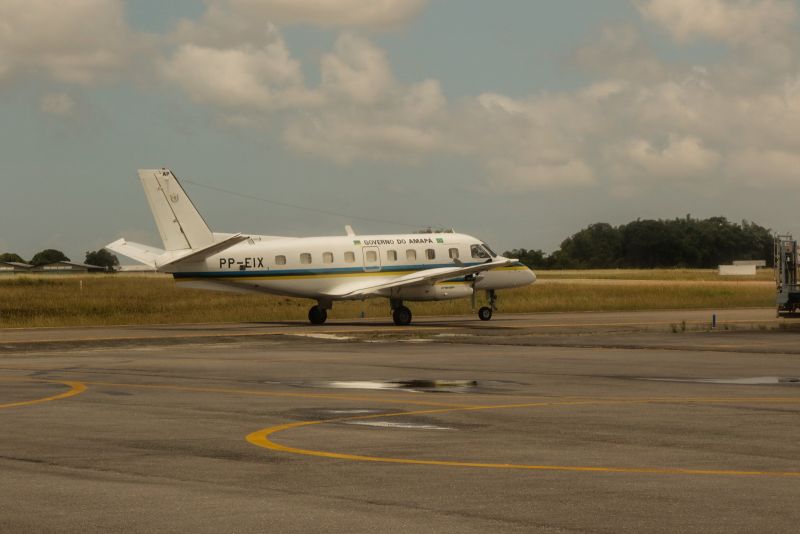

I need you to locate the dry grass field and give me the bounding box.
[0,270,775,328]
[535,268,774,281]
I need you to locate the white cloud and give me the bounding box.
[220,0,427,29]
[487,159,597,191]
[39,93,76,117]
[172,0,427,50]
[0,0,134,84]
[159,26,319,110]
[613,135,721,180]
[728,149,800,186]
[320,33,394,104]
[636,0,795,44]
[575,24,666,82]
[284,72,451,163]
[152,1,800,196]
[284,117,451,164]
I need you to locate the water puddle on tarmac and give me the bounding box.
[641,376,800,386]
[321,379,479,393]
[345,421,454,430]
[285,333,355,341]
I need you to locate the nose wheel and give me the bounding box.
[477,290,497,321]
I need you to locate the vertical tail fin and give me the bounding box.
[138,169,214,251]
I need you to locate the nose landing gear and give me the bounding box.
[478,290,497,321]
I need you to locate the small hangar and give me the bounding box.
[30,261,105,274]
[0,261,32,273]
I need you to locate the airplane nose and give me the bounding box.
[526,268,536,284]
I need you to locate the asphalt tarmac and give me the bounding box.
[2,309,799,533]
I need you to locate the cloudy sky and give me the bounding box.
[2,0,800,262]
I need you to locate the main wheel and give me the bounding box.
[478,306,493,321]
[392,306,412,326]
[308,305,327,325]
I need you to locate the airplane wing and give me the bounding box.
[325,258,520,298]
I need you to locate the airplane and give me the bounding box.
[106,169,536,325]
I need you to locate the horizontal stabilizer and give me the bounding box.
[156,233,249,269]
[326,259,520,298]
[105,239,164,268]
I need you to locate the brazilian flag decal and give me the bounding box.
[436,238,444,243]
[353,240,361,245]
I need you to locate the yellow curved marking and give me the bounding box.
[0,377,86,409]
[247,397,800,478]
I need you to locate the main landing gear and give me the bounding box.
[308,301,331,325]
[391,299,412,326]
[478,290,497,321]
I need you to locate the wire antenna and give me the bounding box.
[182,179,436,230]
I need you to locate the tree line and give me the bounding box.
[505,217,774,269]
[0,249,119,269]
[1,217,775,272]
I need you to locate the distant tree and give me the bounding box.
[85,249,119,270]
[558,223,622,268]
[510,216,774,270]
[0,252,26,264]
[30,249,70,266]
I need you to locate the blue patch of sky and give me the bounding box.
[373,0,636,97]
[123,0,205,34]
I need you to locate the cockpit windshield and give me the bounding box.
[470,244,490,259]
[471,243,497,259]
[481,243,498,258]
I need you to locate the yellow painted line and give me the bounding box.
[0,377,86,409]
[247,397,800,478]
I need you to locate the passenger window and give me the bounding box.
[344,251,355,263]
[300,253,312,264]
[471,244,490,259]
[275,255,286,265]
[406,249,417,261]
[366,250,377,262]
[449,248,459,259]
[387,250,397,261]
[323,252,333,264]
[425,249,435,260]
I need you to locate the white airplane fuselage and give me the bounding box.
[169,233,536,301]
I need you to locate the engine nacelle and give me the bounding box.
[386,283,473,301]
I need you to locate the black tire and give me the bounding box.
[308,305,327,325]
[392,306,412,326]
[478,306,493,321]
